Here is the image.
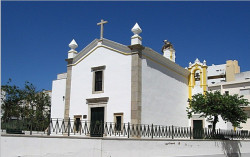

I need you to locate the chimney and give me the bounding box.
[162,40,175,62]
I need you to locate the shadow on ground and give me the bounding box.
[221,140,242,157]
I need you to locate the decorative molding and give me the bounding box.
[73,39,99,62]
[188,58,207,69]
[70,38,132,66]
[114,112,124,115]
[68,45,132,67]
[143,47,190,78]
[86,97,109,104]
[128,44,144,52]
[91,65,106,72]
[102,38,131,53]
[65,58,73,65]
[74,115,82,118]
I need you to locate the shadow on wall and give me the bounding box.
[221,141,242,157]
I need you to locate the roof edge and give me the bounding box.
[143,47,190,78]
[72,38,131,64]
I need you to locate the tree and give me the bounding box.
[1,79,51,130]
[187,91,249,134]
[22,81,51,130]
[1,79,24,121]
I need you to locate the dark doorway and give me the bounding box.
[90,107,104,137]
[115,116,122,131]
[75,118,80,133]
[193,120,204,139]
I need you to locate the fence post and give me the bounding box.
[190,127,192,139]
[47,118,51,136]
[151,124,154,139]
[68,117,70,136]
[30,119,32,135]
[172,125,174,139]
[128,122,130,138]
[231,129,234,140]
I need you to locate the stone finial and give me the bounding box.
[131,23,142,45]
[195,58,200,63]
[203,60,207,66]
[131,23,142,35]
[68,39,78,59]
[189,62,192,67]
[69,39,78,51]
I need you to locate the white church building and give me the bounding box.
[50,20,249,132]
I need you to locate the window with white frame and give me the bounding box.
[91,66,106,93]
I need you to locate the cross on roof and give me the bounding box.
[97,19,108,40]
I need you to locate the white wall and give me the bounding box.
[69,47,131,123]
[207,64,226,85]
[235,71,250,81]
[51,79,66,119]
[141,56,189,126]
[2,135,250,157]
[192,85,203,95]
[241,117,250,130]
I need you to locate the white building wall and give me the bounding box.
[235,71,250,81]
[192,86,203,95]
[141,57,189,126]
[69,47,131,123]
[51,78,66,119]
[241,117,250,130]
[207,64,226,85]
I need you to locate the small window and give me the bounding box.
[91,65,106,93]
[225,91,229,95]
[83,115,87,119]
[75,118,81,132]
[95,71,103,91]
[114,113,123,131]
[74,115,82,133]
[116,116,122,131]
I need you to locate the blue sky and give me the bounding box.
[2,1,250,90]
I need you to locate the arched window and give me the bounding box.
[194,69,201,86]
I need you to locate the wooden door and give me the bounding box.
[90,107,104,137]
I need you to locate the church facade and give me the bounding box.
[51,21,190,128]
[51,20,249,131]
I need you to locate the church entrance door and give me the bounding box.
[90,107,104,137]
[193,120,204,139]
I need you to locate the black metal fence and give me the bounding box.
[1,118,250,140]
